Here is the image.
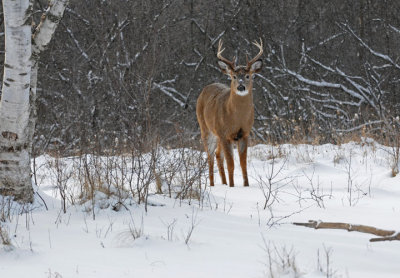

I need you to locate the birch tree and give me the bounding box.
[0,0,69,203]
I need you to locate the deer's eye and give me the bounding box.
[233,76,237,80]
[245,74,250,79]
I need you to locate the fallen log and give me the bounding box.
[293,220,399,242]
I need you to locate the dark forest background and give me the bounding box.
[1,0,400,154]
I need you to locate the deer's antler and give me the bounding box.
[246,38,263,69]
[217,40,236,70]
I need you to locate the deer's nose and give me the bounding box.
[237,84,245,91]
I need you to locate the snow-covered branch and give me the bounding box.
[153,82,187,108]
[284,68,365,101]
[339,22,400,71]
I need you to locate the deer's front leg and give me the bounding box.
[221,140,234,187]
[216,142,227,185]
[238,136,249,186]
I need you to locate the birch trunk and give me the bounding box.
[0,0,33,202]
[29,0,70,146]
[0,0,69,203]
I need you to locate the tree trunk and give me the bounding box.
[0,0,69,203]
[29,0,70,147]
[0,0,33,202]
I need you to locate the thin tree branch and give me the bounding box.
[293,220,399,242]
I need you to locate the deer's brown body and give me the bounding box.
[196,40,263,187]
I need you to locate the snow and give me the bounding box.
[1,141,400,277]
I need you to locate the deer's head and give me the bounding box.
[217,39,263,96]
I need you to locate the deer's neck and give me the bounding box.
[227,89,254,116]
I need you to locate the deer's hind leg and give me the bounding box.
[216,141,227,185]
[202,132,217,186]
[237,136,249,187]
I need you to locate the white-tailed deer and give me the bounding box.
[196,39,263,187]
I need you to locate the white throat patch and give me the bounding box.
[235,90,249,96]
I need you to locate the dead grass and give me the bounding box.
[0,224,11,247]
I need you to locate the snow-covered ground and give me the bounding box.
[1,140,400,278]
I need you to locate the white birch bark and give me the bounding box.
[0,0,69,202]
[28,0,70,146]
[0,0,33,202]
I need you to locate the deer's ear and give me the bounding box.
[250,59,263,73]
[218,60,232,75]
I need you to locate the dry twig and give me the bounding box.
[293,220,399,242]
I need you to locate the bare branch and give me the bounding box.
[294,220,399,242]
